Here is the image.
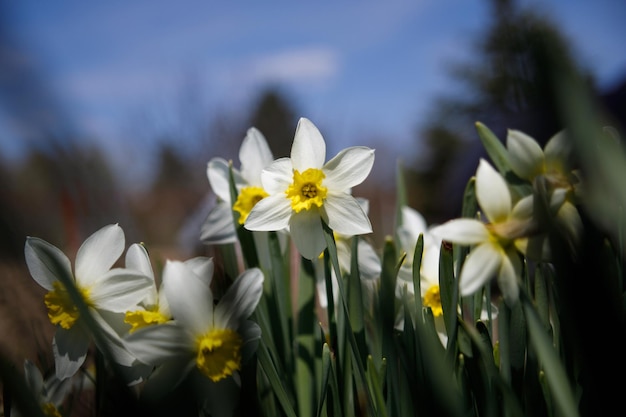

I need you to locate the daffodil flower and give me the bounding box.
[24,224,153,380]
[396,205,442,310]
[11,360,73,417]
[506,129,582,250]
[123,243,171,333]
[201,127,274,244]
[430,159,536,305]
[244,117,375,260]
[124,257,263,404]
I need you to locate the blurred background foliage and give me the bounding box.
[0,0,624,401]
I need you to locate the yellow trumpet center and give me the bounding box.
[195,328,243,382]
[286,168,327,212]
[44,281,91,329]
[423,284,443,317]
[124,307,169,333]
[233,186,269,224]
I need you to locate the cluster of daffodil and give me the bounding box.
[17,117,621,417]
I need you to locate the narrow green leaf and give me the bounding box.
[521,292,580,417]
[258,342,299,417]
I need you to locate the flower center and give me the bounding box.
[42,403,62,417]
[44,281,91,329]
[124,307,169,333]
[423,285,443,317]
[286,168,327,212]
[233,186,269,224]
[195,328,243,382]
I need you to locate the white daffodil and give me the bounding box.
[430,159,536,306]
[124,257,264,410]
[201,127,275,244]
[24,224,153,380]
[506,129,582,249]
[11,360,73,417]
[316,198,381,311]
[123,243,171,333]
[244,117,375,260]
[396,206,442,311]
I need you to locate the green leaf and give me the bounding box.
[521,292,580,417]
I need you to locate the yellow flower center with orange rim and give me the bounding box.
[195,328,243,382]
[233,186,269,224]
[286,168,327,212]
[44,281,92,329]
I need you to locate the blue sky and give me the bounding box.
[1,0,625,186]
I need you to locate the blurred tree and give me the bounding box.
[247,86,299,158]
[407,0,591,223]
[130,141,204,249]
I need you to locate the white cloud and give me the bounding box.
[245,47,340,86]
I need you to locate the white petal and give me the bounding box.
[75,224,125,287]
[207,157,245,202]
[430,219,490,245]
[357,239,382,280]
[506,129,544,179]
[459,243,502,296]
[290,209,327,260]
[184,256,215,286]
[291,117,326,170]
[244,195,292,231]
[323,192,372,235]
[24,237,72,291]
[323,146,375,191]
[53,326,90,380]
[90,310,138,367]
[163,261,213,335]
[125,243,154,280]
[403,206,427,236]
[239,127,274,185]
[261,157,293,194]
[90,269,153,312]
[214,268,264,330]
[125,322,193,365]
[511,194,534,220]
[544,130,570,166]
[200,201,238,245]
[476,159,512,223]
[497,250,521,305]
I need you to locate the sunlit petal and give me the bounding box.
[90,269,153,312]
[163,261,213,335]
[430,218,490,245]
[239,127,274,185]
[244,195,292,231]
[323,192,372,236]
[261,157,293,194]
[291,117,326,170]
[476,159,511,223]
[459,243,502,296]
[75,224,125,287]
[323,146,375,190]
